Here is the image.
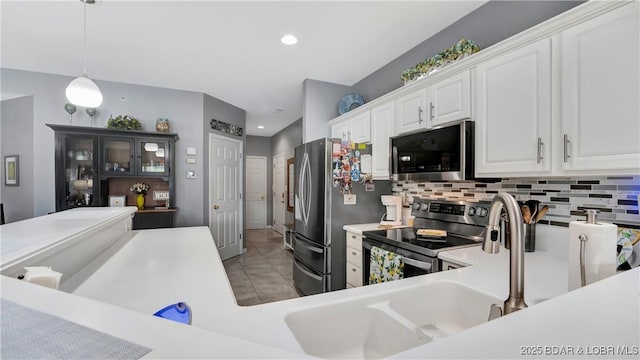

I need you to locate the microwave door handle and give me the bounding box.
[402,257,432,271]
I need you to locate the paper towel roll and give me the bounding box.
[568,221,618,291]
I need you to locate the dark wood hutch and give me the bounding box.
[46,124,178,229]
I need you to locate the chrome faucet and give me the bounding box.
[483,192,528,317]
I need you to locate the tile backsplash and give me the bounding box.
[393,176,640,227]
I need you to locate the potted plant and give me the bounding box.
[107,115,142,130]
[130,182,150,210]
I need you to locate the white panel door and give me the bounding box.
[209,134,243,260]
[245,156,267,229]
[561,2,640,172]
[395,88,427,135]
[273,153,286,234]
[475,37,552,176]
[429,70,471,127]
[371,101,395,179]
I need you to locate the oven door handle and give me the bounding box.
[363,240,432,271]
[402,257,432,271]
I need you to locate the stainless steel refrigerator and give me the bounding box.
[293,138,391,296]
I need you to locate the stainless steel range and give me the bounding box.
[362,199,491,283]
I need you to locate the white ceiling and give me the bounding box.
[1,0,487,136]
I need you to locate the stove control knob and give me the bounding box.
[477,207,488,217]
[420,203,429,211]
[413,203,421,210]
[468,207,476,216]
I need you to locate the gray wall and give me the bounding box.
[302,79,352,143]
[352,0,585,102]
[1,68,205,226]
[271,118,302,225]
[0,95,34,222]
[202,93,247,244]
[246,135,273,226]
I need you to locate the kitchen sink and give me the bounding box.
[284,280,502,359]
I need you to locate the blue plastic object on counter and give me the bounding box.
[153,302,192,324]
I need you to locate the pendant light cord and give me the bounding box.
[82,0,87,76]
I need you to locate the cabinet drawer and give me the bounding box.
[346,264,362,287]
[346,232,362,249]
[346,246,362,268]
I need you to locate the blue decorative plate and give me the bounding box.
[338,93,365,115]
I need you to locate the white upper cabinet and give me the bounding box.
[370,101,395,180]
[429,70,471,127]
[475,38,552,176]
[561,3,640,173]
[395,88,427,135]
[330,120,349,140]
[330,111,371,143]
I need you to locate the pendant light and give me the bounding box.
[66,0,103,108]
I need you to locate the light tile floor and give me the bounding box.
[223,229,299,306]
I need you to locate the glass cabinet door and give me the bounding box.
[63,136,99,209]
[137,139,169,176]
[103,137,135,176]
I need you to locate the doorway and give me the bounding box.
[273,153,286,234]
[245,156,267,229]
[208,133,243,260]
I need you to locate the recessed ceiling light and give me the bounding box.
[281,34,298,45]
[257,125,265,129]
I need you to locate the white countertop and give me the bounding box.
[0,207,137,268]
[2,214,639,358]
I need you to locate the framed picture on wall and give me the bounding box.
[4,155,19,186]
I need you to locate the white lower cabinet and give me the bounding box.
[475,37,552,177]
[346,231,363,287]
[370,101,395,180]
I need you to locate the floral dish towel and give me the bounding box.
[369,246,404,284]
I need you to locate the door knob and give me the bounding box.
[213,205,219,210]
[261,196,264,200]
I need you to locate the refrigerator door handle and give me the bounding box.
[301,151,312,226]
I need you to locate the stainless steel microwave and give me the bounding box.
[391,120,475,181]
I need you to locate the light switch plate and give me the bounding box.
[344,194,356,205]
[186,170,197,179]
[186,147,197,155]
[186,157,197,164]
[153,190,170,200]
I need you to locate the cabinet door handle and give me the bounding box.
[351,235,356,239]
[429,102,435,121]
[537,137,544,164]
[351,267,357,272]
[563,134,570,163]
[418,107,423,124]
[351,251,357,256]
